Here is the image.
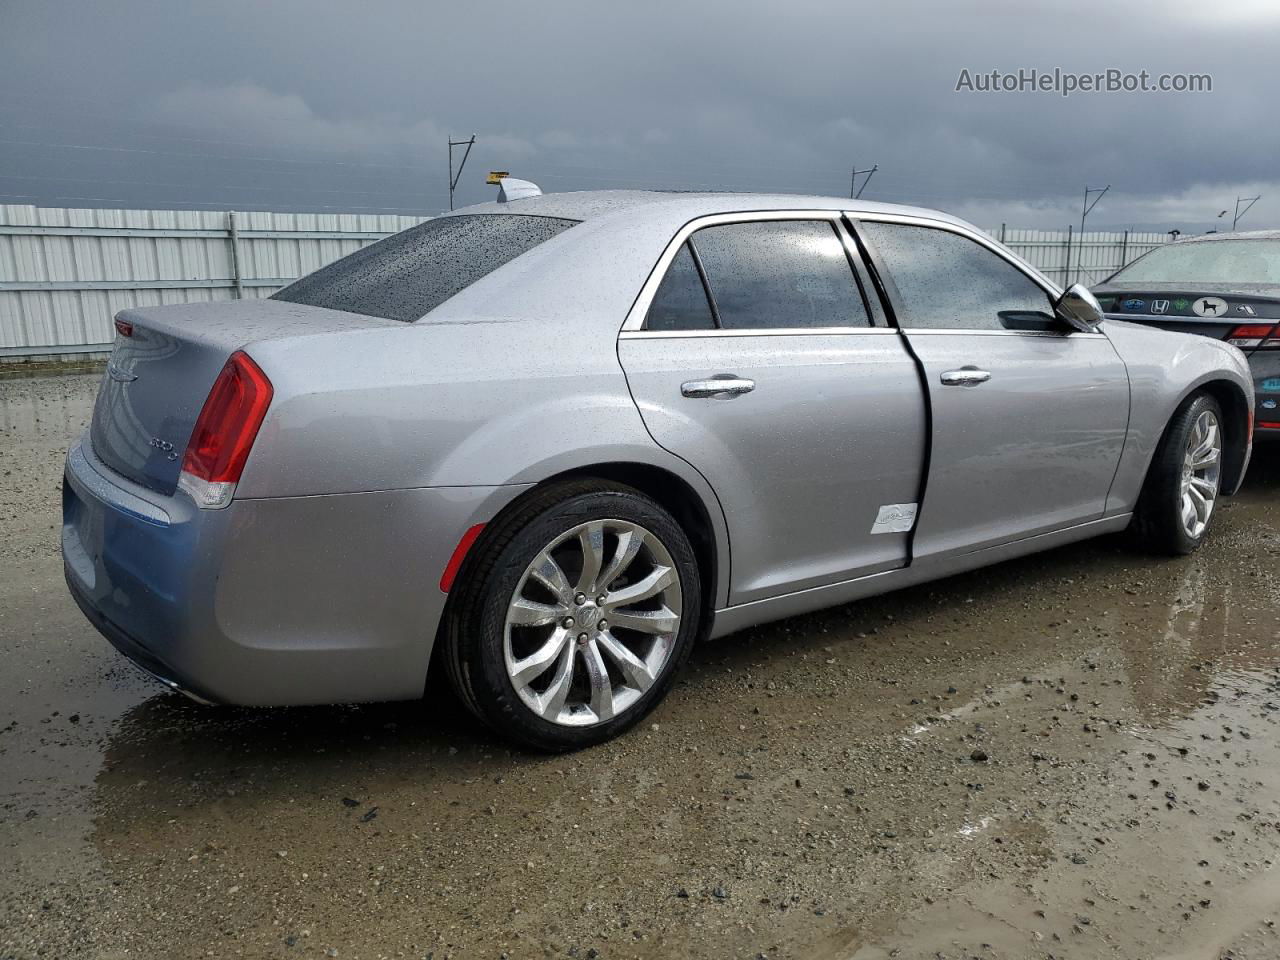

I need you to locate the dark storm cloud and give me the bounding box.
[1,0,1276,230]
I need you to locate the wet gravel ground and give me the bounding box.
[3,372,1280,960]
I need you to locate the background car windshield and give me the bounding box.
[272,214,578,322]
[1115,239,1280,284]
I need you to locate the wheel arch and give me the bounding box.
[435,460,728,661]
[427,461,728,717]
[531,462,725,634]
[1113,374,1251,521]
[1180,378,1251,495]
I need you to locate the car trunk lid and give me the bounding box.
[90,298,397,495]
[1092,282,1280,355]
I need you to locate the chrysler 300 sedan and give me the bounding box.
[64,188,1254,750]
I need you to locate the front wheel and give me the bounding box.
[441,480,701,751]
[1131,392,1224,555]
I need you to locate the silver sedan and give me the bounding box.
[63,188,1254,749]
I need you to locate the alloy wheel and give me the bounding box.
[503,519,682,727]
[1180,409,1221,540]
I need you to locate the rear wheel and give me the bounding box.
[1131,392,1224,555]
[442,479,700,751]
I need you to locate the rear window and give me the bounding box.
[1114,239,1280,285]
[272,214,578,322]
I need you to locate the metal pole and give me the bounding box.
[227,211,244,300]
[448,135,476,211]
[848,164,878,200]
[1076,185,1109,284]
[1120,228,1128,269]
[1233,195,1261,230]
[855,164,877,199]
[999,223,1006,244]
[1064,224,1073,287]
[1078,188,1087,284]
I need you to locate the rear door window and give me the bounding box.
[645,243,717,331]
[272,214,578,323]
[689,220,870,330]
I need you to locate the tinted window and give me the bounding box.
[860,222,1054,331]
[1114,239,1280,284]
[645,243,716,331]
[691,220,870,330]
[272,214,577,323]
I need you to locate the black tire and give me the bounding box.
[1130,391,1225,556]
[441,478,701,751]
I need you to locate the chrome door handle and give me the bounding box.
[681,376,756,399]
[939,367,991,387]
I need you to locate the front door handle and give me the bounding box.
[681,376,756,399]
[939,367,991,387]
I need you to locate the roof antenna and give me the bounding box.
[487,172,542,203]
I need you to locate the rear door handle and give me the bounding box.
[681,376,756,399]
[939,367,991,387]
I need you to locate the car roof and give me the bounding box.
[445,188,967,228]
[427,189,1063,325]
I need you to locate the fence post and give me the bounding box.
[227,210,244,300]
[1119,229,1129,270]
[1064,224,1073,286]
[999,222,1006,244]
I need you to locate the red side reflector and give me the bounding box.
[1258,421,1280,430]
[440,523,486,593]
[114,317,133,338]
[180,351,273,485]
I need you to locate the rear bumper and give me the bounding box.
[62,434,530,706]
[65,566,218,704]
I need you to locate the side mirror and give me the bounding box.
[1055,283,1105,332]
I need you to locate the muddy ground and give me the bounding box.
[2,373,1280,960]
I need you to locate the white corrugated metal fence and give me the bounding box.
[0,205,427,360]
[1,204,1171,360]
[990,226,1171,287]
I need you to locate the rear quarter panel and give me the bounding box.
[1104,320,1253,510]
[234,215,734,606]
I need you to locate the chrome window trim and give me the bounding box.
[621,326,900,340]
[621,210,869,335]
[898,327,1106,339]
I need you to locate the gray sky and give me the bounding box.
[1,0,1277,231]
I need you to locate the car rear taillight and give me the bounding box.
[114,317,133,338]
[177,351,273,509]
[1227,324,1280,348]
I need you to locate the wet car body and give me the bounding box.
[1093,230,1280,430]
[61,190,1254,745]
